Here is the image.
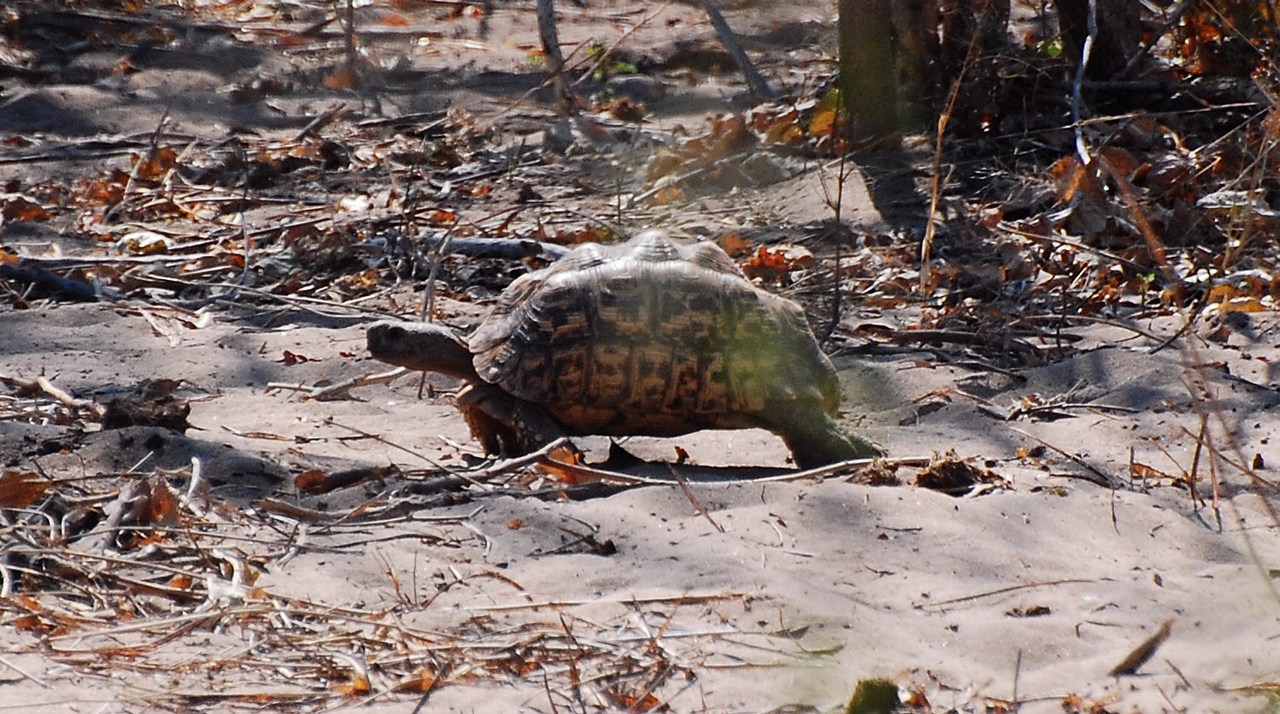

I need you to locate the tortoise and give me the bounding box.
[366,229,879,468]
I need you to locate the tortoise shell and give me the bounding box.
[465,230,840,437]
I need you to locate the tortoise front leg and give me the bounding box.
[458,384,571,457]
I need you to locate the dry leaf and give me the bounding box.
[1,194,50,221]
[717,231,752,256]
[392,668,437,693]
[1129,462,1168,479]
[295,469,328,493]
[535,446,592,484]
[0,470,50,508]
[427,208,457,224]
[1098,146,1140,178]
[134,146,178,182]
[741,244,814,282]
[338,672,371,696]
[323,64,360,90]
[609,97,645,122]
[145,479,182,528]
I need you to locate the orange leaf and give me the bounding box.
[12,614,53,634]
[763,119,804,145]
[606,691,664,712]
[1221,297,1265,313]
[717,231,752,257]
[295,469,327,493]
[134,146,178,182]
[808,106,838,137]
[338,672,371,696]
[610,97,645,122]
[1129,462,1169,480]
[392,668,437,693]
[0,470,50,508]
[1206,283,1238,303]
[78,171,129,206]
[558,226,610,245]
[534,446,592,484]
[1,194,50,221]
[336,268,382,292]
[323,64,360,90]
[1048,155,1085,203]
[427,208,457,225]
[741,244,814,282]
[548,445,583,465]
[145,479,182,528]
[646,185,685,205]
[1099,146,1140,178]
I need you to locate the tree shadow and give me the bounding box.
[854,147,930,231]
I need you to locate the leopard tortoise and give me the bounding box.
[366,229,879,468]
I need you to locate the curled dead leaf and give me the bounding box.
[323,64,360,90]
[717,231,752,257]
[134,146,178,182]
[741,244,814,282]
[1,193,50,221]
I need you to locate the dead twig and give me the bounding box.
[267,366,411,402]
[668,464,724,533]
[1108,619,1175,677]
[695,1,779,100]
[1008,426,1120,489]
[919,25,976,294]
[914,578,1097,611]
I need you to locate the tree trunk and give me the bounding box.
[838,0,899,147]
[535,0,575,116]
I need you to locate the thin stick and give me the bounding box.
[914,578,1096,610]
[1071,0,1098,166]
[696,1,779,100]
[919,31,974,293]
[1008,427,1118,488]
[0,655,48,687]
[669,464,724,533]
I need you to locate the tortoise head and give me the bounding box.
[366,321,478,380]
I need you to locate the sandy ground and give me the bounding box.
[2,1,1280,713]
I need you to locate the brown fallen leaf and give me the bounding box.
[0,470,51,508]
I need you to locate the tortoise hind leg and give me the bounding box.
[772,411,881,469]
